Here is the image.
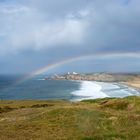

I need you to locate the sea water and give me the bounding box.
[72,81,140,101]
[0,75,139,101]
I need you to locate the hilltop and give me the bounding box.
[0,96,140,140]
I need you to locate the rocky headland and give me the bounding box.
[45,72,140,89]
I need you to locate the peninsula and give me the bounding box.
[45,72,140,89]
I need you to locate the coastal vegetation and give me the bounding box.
[0,96,140,140]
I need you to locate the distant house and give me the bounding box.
[72,72,78,75]
[67,72,70,75]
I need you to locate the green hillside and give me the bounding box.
[0,96,140,140]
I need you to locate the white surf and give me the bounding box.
[71,81,109,101]
[71,81,139,101]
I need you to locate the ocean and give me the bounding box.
[0,75,139,101]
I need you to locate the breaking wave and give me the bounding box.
[71,81,109,101]
[71,81,139,101]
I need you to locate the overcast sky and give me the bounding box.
[0,0,140,74]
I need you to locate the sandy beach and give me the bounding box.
[123,76,140,89]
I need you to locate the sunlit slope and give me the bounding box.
[0,96,140,140]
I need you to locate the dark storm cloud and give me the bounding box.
[0,0,140,73]
[0,0,140,53]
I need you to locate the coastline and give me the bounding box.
[0,76,140,139]
[70,80,140,101]
[71,81,109,101]
[122,81,140,89]
[46,73,140,98]
[120,77,140,94]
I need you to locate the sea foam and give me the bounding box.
[71,81,140,101]
[71,81,109,101]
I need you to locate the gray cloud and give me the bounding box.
[0,0,140,73]
[0,0,140,54]
[0,1,90,55]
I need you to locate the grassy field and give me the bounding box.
[0,96,140,140]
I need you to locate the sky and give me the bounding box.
[0,0,140,74]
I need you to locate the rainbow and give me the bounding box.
[17,52,140,84]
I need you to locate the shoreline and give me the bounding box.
[122,81,140,89]
[0,80,140,102]
[71,80,140,101]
